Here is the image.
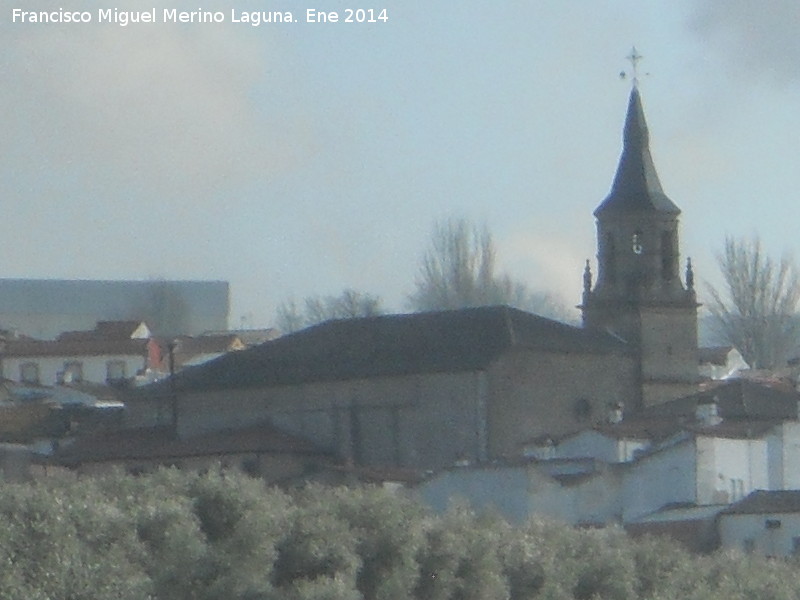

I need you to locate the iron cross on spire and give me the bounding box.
[625,46,643,87]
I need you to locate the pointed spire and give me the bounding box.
[685,257,694,291]
[583,259,592,295]
[594,88,680,217]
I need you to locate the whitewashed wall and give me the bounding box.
[696,436,768,505]
[417,461,623,525]
[622,438,696,522]
[767,422,800,489]
[2,354,147,386]
[719,512,800,557]
[557,430,648,463]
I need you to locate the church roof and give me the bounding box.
[640,378,800,421]
[594,87,681,217]
[141,306,631,393]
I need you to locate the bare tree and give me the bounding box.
[408,217,574,321]
[707,236,800,369]
[276,289,384,333]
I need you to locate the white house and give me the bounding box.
[621,426,773,522]
[1,321,159,386]
[698,346,749,380]
[717,490,800,556]
[418,458,623,526]
[538,425,652,464]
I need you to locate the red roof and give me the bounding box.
[5,338,151,358]
[58,320,148,342]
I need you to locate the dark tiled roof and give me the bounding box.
[590,420,681,441]
[151,306,630,393]
[642,379,799,421]
[594,88,681,217]
[698,346,736,366]
[57,321,148,342]
[721,490,800,515]
[202,329,280,346]
[171,334,242,355]
[561,414,782,449]
[50,422,323,466]
[684,419,781,439]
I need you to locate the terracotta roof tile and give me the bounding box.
[5,338,150,358]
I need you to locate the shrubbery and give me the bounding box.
[1,468,799,599]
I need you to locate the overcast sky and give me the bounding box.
[2,0,799,328]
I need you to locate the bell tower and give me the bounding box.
[580,85,699,409]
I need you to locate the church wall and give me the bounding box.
[132,370,487,470]
[639,306,698,380]
[639,305,699,406]
[485,348,638,458]
[641,382,699,408]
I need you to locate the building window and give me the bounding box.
[19,362,40,384]
[632,231,643,255]
[791,537,800,555]
[106,360,127,383]
[743,538,755,554]
[61,361,83,384]
[661,230,676,280]
[730,478,745,502]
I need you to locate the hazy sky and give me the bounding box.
[2,0,799,328]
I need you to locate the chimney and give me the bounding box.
[608,402,624,425]
[696,396,722,426]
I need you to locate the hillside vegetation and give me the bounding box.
[2,468,798,600]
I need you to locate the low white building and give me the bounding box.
[718,490,800,556]
[416,379,800,547]
[621,426,773,522]
[2,321,158,386]
[698,346,749,380]
[418,458,623,525]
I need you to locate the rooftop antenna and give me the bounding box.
[619,46,647,87]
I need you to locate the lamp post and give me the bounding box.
[167,340,178,437]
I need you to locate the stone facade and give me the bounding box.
[126,329,637,470]
[485,348,637,458]
[581,87,699,408]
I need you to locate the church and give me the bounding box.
[580,85,699,408]
[122,84,701,471]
